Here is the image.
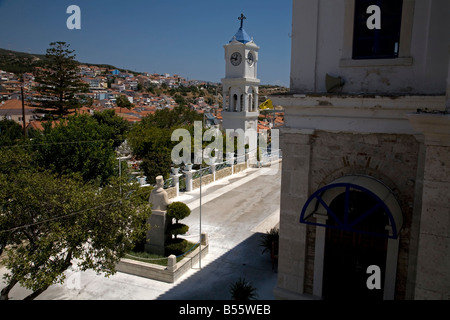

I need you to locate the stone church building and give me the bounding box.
[271,0,450,300]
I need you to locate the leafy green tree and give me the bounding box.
[127,125,173,181]
[0,148,34,263]
[31,113,120,184]
[92,109,130,149]
[33,42,89,119]
[127,106,202,182]
[0,118,23,147]
[0,146,34,180]
[140,105,202,129]
[140,145,173,182]
[174,94,186,107]
[116,94,134,113]
[0,163,150,300]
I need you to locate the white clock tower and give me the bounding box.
[221,14,260,146]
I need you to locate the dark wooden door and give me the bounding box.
[322,228,387,300]
[322,190,388,300]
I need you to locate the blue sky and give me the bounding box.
[0,0,292,87]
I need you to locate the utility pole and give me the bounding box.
[199,110,205,269]
[199,153,202,269]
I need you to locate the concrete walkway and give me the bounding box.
[0,163,281,300]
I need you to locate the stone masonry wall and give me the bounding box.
[414,144,450,299]
[276,130,312,297]
[166,186,177,199]
[192,173,214,190]
[215,167,232,180]
[234,162,248,174]
[303,130,420,299]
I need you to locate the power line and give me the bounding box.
[0,200,123,234]
[0,138,124,150]
[0,135,268,151]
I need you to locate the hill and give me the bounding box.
[0,48,289,97]
[0,48,123,75]
[0,48,50,74]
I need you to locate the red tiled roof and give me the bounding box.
[26,120,60,131]
[117,113,141,122]
[0,99,35,110]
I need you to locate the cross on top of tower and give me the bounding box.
[229,13,251,44]
[238,13,246,29]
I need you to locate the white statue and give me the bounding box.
[149,175,171,211]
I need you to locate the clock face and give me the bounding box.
[247,52,254,65]
[230,52,242,66]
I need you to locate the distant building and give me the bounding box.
[221,14,260,147]
[0,99,42,125]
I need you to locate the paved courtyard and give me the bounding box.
[0,163,281,300]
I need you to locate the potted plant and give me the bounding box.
[136,171,147,186]
[259,227,279,270]
[171,166,179,175]
[229,277,258,300]
[226,152,235,166]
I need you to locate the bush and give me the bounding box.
[167,201,191,223]
[259,227,279,254]
[229,277,258,300]
[0,118,23,147]
[167,223,189,238]
[165,238,189,256]
[129,185,152,251]
[166,202,191,254]
[132,185,153,205]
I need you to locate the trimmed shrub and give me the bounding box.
[165,238,189,256]
[166,201,191,241]
[167,223,189,238]
[167,201,191,223]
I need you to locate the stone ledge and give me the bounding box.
[408,113,450,146]
[270,95,446,135]
[339,57,413,68]
[116,243,209,283]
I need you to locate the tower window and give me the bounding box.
[352,0,403,59]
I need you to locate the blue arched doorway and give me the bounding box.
[300,175,403,300]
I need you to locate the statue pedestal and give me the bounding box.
[145,209,171,256]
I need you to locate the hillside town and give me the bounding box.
[0,64,285,133]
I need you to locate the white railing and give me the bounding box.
[139,149,282,194]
